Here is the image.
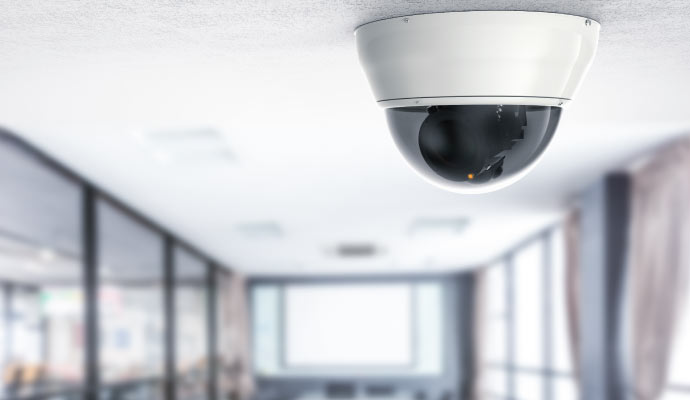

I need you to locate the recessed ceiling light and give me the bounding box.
[133,127,235,165]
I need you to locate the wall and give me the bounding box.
[249,274,475,400]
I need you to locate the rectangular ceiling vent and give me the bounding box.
[235,222,283,239]
[408,217,470,237]
[134,127,235,165]
[334,243,380,258]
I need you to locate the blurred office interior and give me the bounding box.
[1,1,690,400]
[1,129,689,400]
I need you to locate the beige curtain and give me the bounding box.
[627,138,690,399]
[218,273,255,400]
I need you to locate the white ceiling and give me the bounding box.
[1,0,689,275]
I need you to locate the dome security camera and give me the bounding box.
[355,11,600,193]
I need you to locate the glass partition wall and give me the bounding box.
[0,133,85,399]
[174,247,209,400]
[214,270,233,400]
[98,201,165,400]
[0,131,230,400]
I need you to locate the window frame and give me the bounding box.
[0,130,227,400]
[481,228,577,400]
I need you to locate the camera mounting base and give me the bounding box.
[355,11,600,109]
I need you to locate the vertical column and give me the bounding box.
[164,238,176,400]
[208,265,218,400]
[578,173,630,400]
[82,187,99,400]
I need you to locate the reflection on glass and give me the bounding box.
[175,246,208,400]
[97,200,164,399]
[0,135,84,398]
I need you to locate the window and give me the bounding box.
[252,281,443,377]
[98,200,165,399]
[513,240,545,400]
[0,131,227,400]
[253,285,281,376]
[549,229,577,398]
[285,283,412,367]
[0,135,85,398]
[175,246,209,400]
[482,261,508,398]
[480,227,577,400]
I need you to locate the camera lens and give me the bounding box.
[384,105,561,192]
[419,105,530,182]
[417,107,484,180]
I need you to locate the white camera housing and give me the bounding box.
[356,11,600,193]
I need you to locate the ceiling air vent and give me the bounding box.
[334,243,380,258]
[235,222,283,239]
[408,217,470,237]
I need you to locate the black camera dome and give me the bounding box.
[385,105,561,193]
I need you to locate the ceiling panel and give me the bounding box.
[0,0,689,274]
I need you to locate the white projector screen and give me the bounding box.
[284,283,413,367]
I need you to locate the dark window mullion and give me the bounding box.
[207,264,218,400]
[163,237,176,400]
[82,187,99,400]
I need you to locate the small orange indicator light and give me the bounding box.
[468,173,474,180]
